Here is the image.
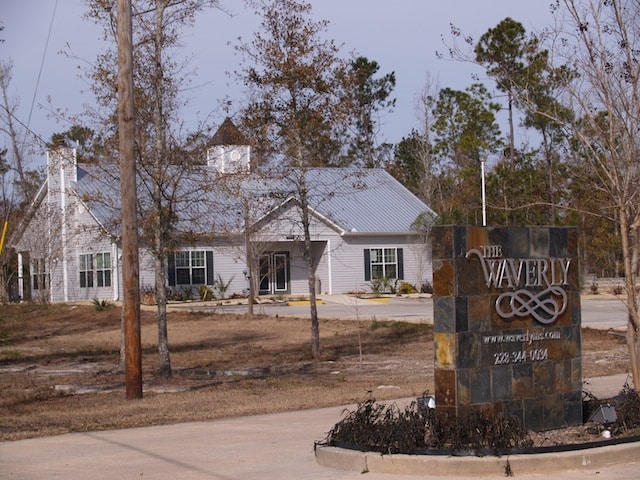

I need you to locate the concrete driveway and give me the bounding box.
[172,294,630,329]
[1,374,638,480]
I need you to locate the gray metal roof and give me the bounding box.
[300,168,434,233]
[74,165,435,237]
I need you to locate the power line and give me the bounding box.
[3,106,48,148]
[25,0,59,141]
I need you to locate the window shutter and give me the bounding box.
[168,253,176,287]
[397,248,404,280]
[364,249,371,281]
[206,251,214,285]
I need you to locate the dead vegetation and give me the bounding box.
[0,303,629,442]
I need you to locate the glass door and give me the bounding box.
[258,252,289,295]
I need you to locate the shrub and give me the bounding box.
[610,381,640,436]
[199,285,213,301]
[420,281,433,294]
[213,274,234,299]
[92,298,114,311]
[370,272,398,295]
[398,281,417,294]
[141,285,156,305]
[610,284,624,295]
[323,398,533,456]
[590,283,599,294]
[167,287,193,301]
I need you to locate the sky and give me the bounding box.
[1,0,557,163]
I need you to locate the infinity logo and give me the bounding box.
[496,286,567,325]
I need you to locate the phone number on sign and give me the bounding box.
[493,348,548,365]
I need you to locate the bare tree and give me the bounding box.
[412,75,440,206]
[0,61,27,194]
[0,61,45,302]
[206,163,279,315]
[85,0,221,377]
[236,0,353,358]
[531,0,640,390]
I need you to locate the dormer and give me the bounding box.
[207,117,251,174]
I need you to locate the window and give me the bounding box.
[364,248,404,281]
[79,252,112,288]
[32,259,47,291]
[96,253,111,287]
[169,250,212,286]
[79,254,94,288]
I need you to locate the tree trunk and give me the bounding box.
[507,93,515,166]
[627,317,640,390]
[542,128,555,225]
[151,0,171,379]
[155,250,172,378]
[244,199,254,316]
[305,239,320,360]
[619,207,640,390]
[0,258,8,302]
[306,246,320,359]
[300,178,320,359]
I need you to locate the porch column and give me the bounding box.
[112,242,120,301]
[17,252,24,302]
[327,239,333,294]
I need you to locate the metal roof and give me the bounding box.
[74,165,435,237]
[299,168,435,233]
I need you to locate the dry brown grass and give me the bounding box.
[0,302,629,442]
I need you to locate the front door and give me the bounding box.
[259,252,289,295]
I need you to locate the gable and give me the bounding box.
[252,199,344,241]
[9,181,48,252]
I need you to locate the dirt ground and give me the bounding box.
[0,302,631,442]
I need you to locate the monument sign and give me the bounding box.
[432,226,582,430]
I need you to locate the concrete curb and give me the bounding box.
[316,439,640,477]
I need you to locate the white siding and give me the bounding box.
[67,200,117,302]
[253,204,340,295]
[138,250,157,292]
[254,201,340,242]
[210,245,248,297]
[329,235,432,294]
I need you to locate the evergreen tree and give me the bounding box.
[431,84,502,224]
[343,56,396,167]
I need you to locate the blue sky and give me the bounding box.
[1,0,555,157]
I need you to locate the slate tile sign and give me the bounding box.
[432,226,582,430]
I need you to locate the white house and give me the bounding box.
[11,121,435,303]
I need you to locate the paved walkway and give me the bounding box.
[1,374,638,480]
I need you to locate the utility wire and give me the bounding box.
[25,0,59,142]
[4,106,47,147]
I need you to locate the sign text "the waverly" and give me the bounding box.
[466,245,571,325]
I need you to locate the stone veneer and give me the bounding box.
[432,226,582,431]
